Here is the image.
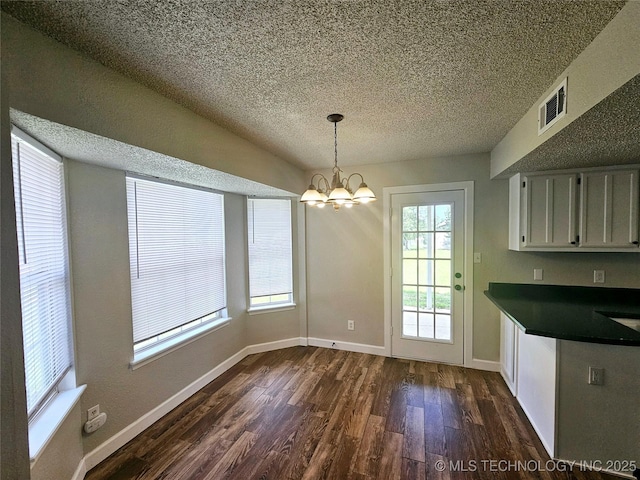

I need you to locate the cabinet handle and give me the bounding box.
[633,241,639,245]
[570,241,576,245]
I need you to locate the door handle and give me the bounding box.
[455,272,462,278]
[455,284,463,291]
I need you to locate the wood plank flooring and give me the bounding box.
[86,347,619,480]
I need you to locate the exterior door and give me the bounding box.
[391,190,464,364]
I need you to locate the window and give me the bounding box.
[11,128,73,418]
[247,198,293,309]
[126,176,227,360]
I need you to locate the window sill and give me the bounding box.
[130,317,231,370]
[29,384,86,464]
[248,303,296,315]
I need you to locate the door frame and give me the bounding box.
[383,181,474,366]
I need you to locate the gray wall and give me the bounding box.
[306,154,640,363]
[1,12,304,480]
[557,340,640,467]
[65,161,246,454]
[0,40,31,480]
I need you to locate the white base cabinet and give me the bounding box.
[500,315,557,457]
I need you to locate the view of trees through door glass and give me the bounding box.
[401,204,452,341]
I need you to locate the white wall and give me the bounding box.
[491,1,640,178]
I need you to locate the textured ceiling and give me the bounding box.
[0,0,627,170]
[500,73,640,177]
[11,110,294,197]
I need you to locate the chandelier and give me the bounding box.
[300,114,376,211]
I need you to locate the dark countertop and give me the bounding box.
[484,283,640,346]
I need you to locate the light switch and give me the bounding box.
[473,252,482,264]
[533,269,543,281]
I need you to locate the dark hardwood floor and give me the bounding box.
[86,346,619,480]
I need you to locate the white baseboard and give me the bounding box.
[83,337,305,473]
[307,337,386,356]
[467,358,501,372]
[71,459,86,480]
[246,337,305,355]
[518,400,554,458]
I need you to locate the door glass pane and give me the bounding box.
[435,260,451,286]
[403,206,417,232]
[435,232,451,258]
[419,313,435,338]
[435,204,451,231]
[403,233,417,258]
[403,286,417,310]
[418,233,434,258]
[418,259,433,286]
[418,205,434,231]
[403,259,417,285]
[435,287,451,313]
[400,200,459,345]
[436,314,451,340]
[403,311,417,336]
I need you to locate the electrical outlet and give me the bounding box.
[84,412,107,433]
[533,269,543,281]
[593,270,605,283]
[589,366,604,385]
[88,405,100,421]
[347,320,355,331]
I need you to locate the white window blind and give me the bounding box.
[126,176,226,346]
[247,198,293,307]
[11,129,73,417]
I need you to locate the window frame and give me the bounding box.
[125,174,230,368]
[246,197,295,314]
[11,126,84,462]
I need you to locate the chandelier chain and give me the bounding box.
[334,121,338,169]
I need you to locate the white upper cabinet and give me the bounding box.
[509,166,640,252]
[523,173,578,248]
[579,170,639,248]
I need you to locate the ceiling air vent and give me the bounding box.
[538,77,567,135]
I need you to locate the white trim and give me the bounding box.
[11,125,62,162]
[382,181,475,367]
[248,303,296,315]
[130,317,231,370]
[29,384,86,464]
[246,337,304,355]
[519,400,554,458]
[71,459,87,480]
[307,337,386,356]
[84,337,305,472]
[468,359,501,372]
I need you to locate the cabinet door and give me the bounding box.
[579,170,639,248]
[500,313,517,396]
[523,174,578,248]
